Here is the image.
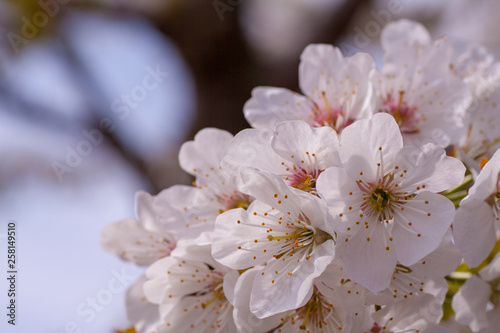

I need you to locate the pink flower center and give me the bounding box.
[371,323,382,333]
[380,91,423,134]
[310,91,354,132]
[287,167,322,194]
[218,193,251,214]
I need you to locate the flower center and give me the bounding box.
[218,194,251,214]
[381,91,423,134]
[297,290,333,330]
[371,323,382,333]
[310,91,354,132]
[371,188,391,210]
[201,284,225,309]
[288,167,322,194]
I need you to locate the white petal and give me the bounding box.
[250,240,335,318]
[316,166,361,235]
[243,87,312,130]
[222,128,283,184]
[452,275,491,332]
[339,113,402,182]
[479,251,500,282]
[126,276,162,333]
[156,292,235,333]
[337,223,397,292]
[375,294,443,331]
[462,149,500,206]
[211,205,276,270]
[392,192,455,266]
[381,19,431,54]
[154,185,216,239]
[238,168,327,227]
[453,202,496,268]
[178,127,233,176]
[232,267,283,333]
[271,120,341,170]
[411,229,462,279]
[299,44,345,97]
[405,76,471,146]
[299,45,375,128]
[222,270,240,306]
[395,143,465,194]
[100,218,173,266]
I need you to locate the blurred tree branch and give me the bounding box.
[156,0,369,139]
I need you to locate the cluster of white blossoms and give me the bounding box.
[101,19,500,333]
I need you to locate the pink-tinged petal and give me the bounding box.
[462,149,500,206]
[243,87,312,130]
[452,275,491,332]
[339,113,403,182]
[392,192,455,266]
[271,120,340,170]
[211,206,276,270]
[453,202,496,268]
[126,276,162,333]
[178,127,233,176]
[232,267,283,333]
[395,144,465,194]
[479,251,500,282]
[250,240,335,318]
[100,219,174,266]
[337,223,397,293]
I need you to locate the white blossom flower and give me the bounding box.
[244,44,375,133]
[212,169,335,318]
[316,113,464,292]
[100,191,176,266]
[376,19,472,147]
[453,149,500,267]
[144,239,238,332]
[452,251,500,332]
[222,120,340,195]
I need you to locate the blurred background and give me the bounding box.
[0,0,499,331]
